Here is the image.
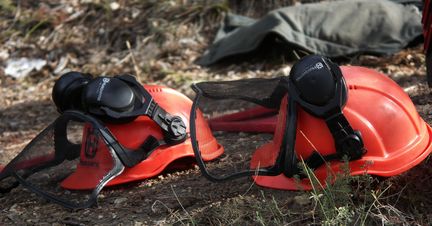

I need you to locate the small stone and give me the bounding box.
[110,2,120,10]
[275,65,291,77]
[114,197,127,205]
[9,204,22,214]
[294,194,310,206]
[134,221,144,226]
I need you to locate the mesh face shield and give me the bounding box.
[190,77,290,181]
[0,111,159,209]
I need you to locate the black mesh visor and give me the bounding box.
[190,77,293,181]
[0,111,124,209]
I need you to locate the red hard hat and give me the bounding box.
[61,85,223,190]
[250,66,432,190]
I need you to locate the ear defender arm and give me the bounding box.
[105,75,187,144]
[286,55,366,174]
[83,75,187,144]
[53,73,187,146]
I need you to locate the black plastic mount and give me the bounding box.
[147,101,187,144]
[325,113,365,160]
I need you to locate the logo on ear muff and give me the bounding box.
[96,78,111,102]
[297,62,325,81]
[84,127,98,159]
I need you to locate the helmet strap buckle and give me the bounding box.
[325,113,365,161]
[148,101,187,144]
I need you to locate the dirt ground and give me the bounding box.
[1,1,432,225]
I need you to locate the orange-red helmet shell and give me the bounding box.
[61,85,223,190]
[251,66,432,190]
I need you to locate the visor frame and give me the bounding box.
[189,83,286,182]
[0,110,127,209]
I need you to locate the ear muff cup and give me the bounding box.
[80,77,139,124]
[52,72,91,112]
[289,56,337,106]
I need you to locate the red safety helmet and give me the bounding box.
[0,73,223,209]
[202,57,432,190]
[61,84,223,190]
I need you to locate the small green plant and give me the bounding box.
[300,157,404,225]
[301,158,354,225]
[190,191,296,225]
[253,191,291,225]
[24,19,49,40]
[170,185,197,226]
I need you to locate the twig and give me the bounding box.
[151,200,172,213]
[126,40,143,82]
[242,162,260,196]
[32,76,57,90]
[25,19,48,40]
[100,51,131,75]
[6,0,21,32]
[292,50,301,60]
[360,184,392,225]
[170,185,194,225]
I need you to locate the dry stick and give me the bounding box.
[6,0,21,32]
[151,200,172,213]
[170,185,194,224]
[361,184,392,225]
[292,50,301,60]
[101,53,131,76]
[141,35,154,46]
[242,162,260,196]
[102,34,152,76]
[28,76,58,94]
[126,40,143,82]
[25,19,47,40]
[151,200,185,224]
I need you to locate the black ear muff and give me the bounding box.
[81,77,137,123]
[52,72,92,112]
[290,55,336,106]
[288,55,347,118]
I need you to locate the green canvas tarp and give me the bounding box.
[197,0,422,66]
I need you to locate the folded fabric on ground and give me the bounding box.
[197,0,422,66]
